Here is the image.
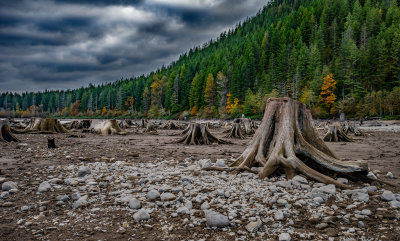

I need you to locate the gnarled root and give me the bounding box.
[323,125,353,142]
[1,120,19,142]
[175,123,230,145]
[224,123,246,139]
[231,97,369,189]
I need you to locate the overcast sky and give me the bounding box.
[0,0,266,92]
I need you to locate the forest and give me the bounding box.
[1,0,400,119]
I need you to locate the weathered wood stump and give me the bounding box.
[224,123,246,139]
[47,138,57,148]
[176,123,230,145]
[0,120,19,142]
[89,119,126,135]
[323,125,353,142]
[230,97,368,188]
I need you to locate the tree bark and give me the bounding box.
[176,123,230,145]
[231,97,368,188]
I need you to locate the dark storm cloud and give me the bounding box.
[0,0,266,92]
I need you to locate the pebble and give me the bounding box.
[160,192,176,201]
[77,166,91,177]
[386,172,394,179]
[57,194,70,202]
[146,190,160,200]
[129,198,141,210]
[201,201,210,210]
[382,190,395,202]
[205,210,230,228]
[2,181,17,191]
[1,191,9,200]
[73,195,88,209]
[215,159,226,167]
[38,181,51,193]
[274,210,284,221]
[279,233,291,241]
[245,220,262,233]
[361,209,371,215]
[133,209,150,222]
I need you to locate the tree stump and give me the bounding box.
[161,121,183,130]
[231,97,367,188]
[14,118,68,134]
[143,122,158,134]
[89,119,126,135]
[342,121,365,136]
[65,120,92,130]
[47,138,57,148]
[0,120,19,142]
[176,123,230,145]
[323,125,353,142]
[225,123,246,139]
[234,118,255,135]
[141,119,148,128]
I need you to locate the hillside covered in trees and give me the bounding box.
[1,0,400,119]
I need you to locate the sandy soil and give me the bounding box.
[0,120,399,240]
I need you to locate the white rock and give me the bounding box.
[2,181,17,191]
[361,209,371,215]
[245,220,262,233]
[77,166,91,177]
[382,190,395,202]
[205,210,230,228]
[215,159,226,167]
[352,192,369,202]
[319,184,336,195]
[133,209,150,221]
[386,172,394,179]
[279,233,291,241]
[201,201,210,210]
[292,175,308,184]
[160,192,176,201]
[367,172,377,180]
[274,210,284,221]
[38,181,51,193]
[389,200,400,208]
[73,195,88,209]
[129,198,141,210]
[146,190,160,200]
[198,159,212,168]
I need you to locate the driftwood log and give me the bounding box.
[0,120,19,142]
[176,123,230,145]
[229,97,368,188]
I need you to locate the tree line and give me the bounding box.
[1,0,400,119]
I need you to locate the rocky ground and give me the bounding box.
[1,120,400,240]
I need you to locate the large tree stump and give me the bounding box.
[143,122,158,134]
[65,120,91,130]
[176,123,230,145]
[0,120,19,142]
[89,119,126,135]
[234,118,255,135]
[225,123,246,139]
[231,97,368,188]
[161,121,183,130]
[15,118,68,134]
[323,125,353,142]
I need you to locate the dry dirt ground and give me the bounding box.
[0,120,399,240]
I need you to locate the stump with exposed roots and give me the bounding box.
[342,121,365,136]
[176,123,230,145]
[230,97,368,188]
[143,122,158,134]
[16,118,68,134]
[225,123,246,139]
[1,120,19,142]
[161,121,183,130]
[323,125,353,142]
[233,118,255,135]
[65,120,92,130]
[89,119,126,135]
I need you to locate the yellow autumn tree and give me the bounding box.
[226,93,239,114]
[320,73,337,115]
[204,73,216,107]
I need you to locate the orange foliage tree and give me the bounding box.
[226,93,239,114]
[320,73,337,115]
